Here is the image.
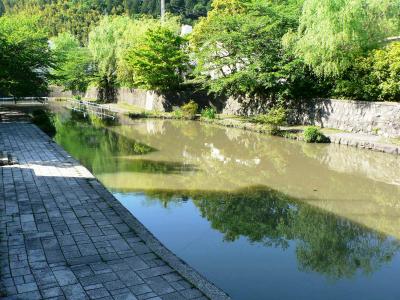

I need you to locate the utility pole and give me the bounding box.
[161,0,165,22]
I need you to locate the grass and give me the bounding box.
[112,102,144,113]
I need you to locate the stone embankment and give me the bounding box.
[202,118,400,156]
[223,97,400,138]
[50,96,400,155]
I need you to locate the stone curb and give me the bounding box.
[328,135,399,155]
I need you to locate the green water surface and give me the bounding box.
[52,107,400,300]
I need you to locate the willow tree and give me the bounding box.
[117,15,181,86]
[294,0,400,77]
[51,32,93,93]
[88,16,130,102]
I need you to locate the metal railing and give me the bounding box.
[0,97,49,105]
[65,98,117,120]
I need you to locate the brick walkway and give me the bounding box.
[0,121,229,300]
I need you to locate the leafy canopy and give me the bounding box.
[125,26,189,93]
[51,32,93,93]
[334,42,400,101]
[117,15,181,86]
[86,14,181,100]
[294,0,400,77]
[0,12,53,96]
[190,0,324,109]
[87,15,130,101]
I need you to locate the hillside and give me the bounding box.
[0,0,210,42]
[0,0,211,22]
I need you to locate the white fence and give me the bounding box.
[65,99,117,120]
[0,97,49,105]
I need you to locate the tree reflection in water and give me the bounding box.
[144,187,400,280]
[52,109,400,282]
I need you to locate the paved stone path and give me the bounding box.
[0,121,229,300]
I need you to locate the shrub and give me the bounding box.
[31,109,56,137]
[201,107,217,119]
[180,100,199,119]
[172,108,183,119]
[253,107,287,126]
[303,126,330,143]
[253,107,287,134]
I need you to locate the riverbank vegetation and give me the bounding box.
[1,0,400,106]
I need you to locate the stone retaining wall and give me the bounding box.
[295,99,400,138]
[49,86,167,112]
[84,87,167,112]
[50,85,400,138]
[222,97,400,138]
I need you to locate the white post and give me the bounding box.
[161,0,165,22]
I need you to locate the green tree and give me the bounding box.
[88,15,130,102]
[116,15,181,86]
[334,42,400,101]
[125,26,189,93]
[82,14,180,100]
[51,32,93,93]
[4,0,103,44]
[190,0,325,109]
[169,0,211,24]
[0,13,53,96]
[294,0,400,77]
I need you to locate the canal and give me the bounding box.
[51,106,400,300]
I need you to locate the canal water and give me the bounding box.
[51,107,400,300]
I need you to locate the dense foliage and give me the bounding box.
[294,0,400,77]
[2,0,103,43]
[0,0,211,31]
[0,13,53,96]
[87,16,130,101]
[253,106,287,134]
[1,0,400,103]
[334,42,400,101]
[51,32,93,93]
[126,26,189,92]
[201,107,217,119]
[190,0,327,109]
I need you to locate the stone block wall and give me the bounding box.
[295,99,400,137]
[48,86,73,98]
[85,87,166,111]
[50,84,400,138]
[222,96,400,137]
[116,88,166,111]
[49,86,167,112]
